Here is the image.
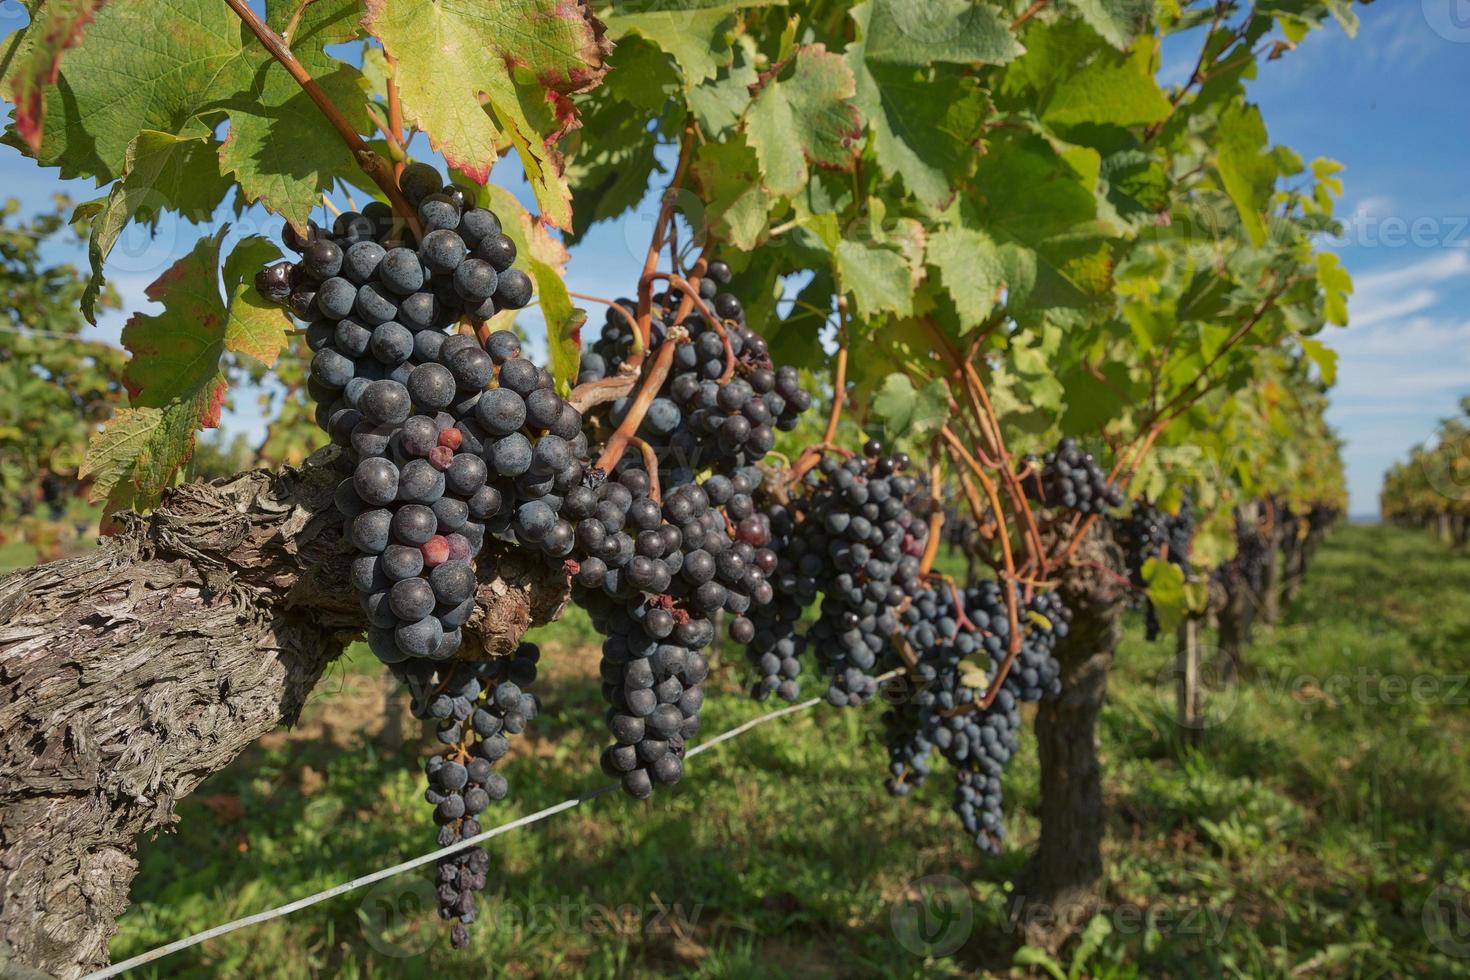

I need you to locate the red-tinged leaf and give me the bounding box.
[363,0,612,229]
[85,228,267,515]
[1,0,107,153]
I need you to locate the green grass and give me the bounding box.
[106,524,1470,978]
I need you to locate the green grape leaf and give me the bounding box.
[11,0,373,232]
[120,229,232,415]
[847,0,991,208]
[13,0,252,182]
[219,64,373,234]
[1215,101,1276,246]
[862,0,1022,66]
[1070,0,1154,50]
[78,130,233,324]
[0,0,107,153]
[926,225,1005,328]
[603,6,736,87]
[969,131,1111,311]
[364,0,612,230]
[688,35,760,136]
[1141,557,1187,633]
[222,235,291,367]
[1006,18,1169,130]
[836,238,913,319]
[870,372,949,442]
[1297,336,1338,387]
[691,138,772,250]
[744,44,862,199]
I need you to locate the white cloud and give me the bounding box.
[1352,249,1470,298]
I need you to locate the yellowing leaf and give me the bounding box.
[364,0,612,230]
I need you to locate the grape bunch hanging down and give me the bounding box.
[402,645,540,947]
[736,442,930,706]
[882,581,1070,853]
[801,446,931,706]
[1114,496,1195,640]
[1023,437,1125,515]
[255,161,593,949]
[255,161,554,667]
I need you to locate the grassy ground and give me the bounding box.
[105,523,1470,978]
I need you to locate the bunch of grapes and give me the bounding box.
[881,580,1068,853]
[795,443,930,706]
[568,474,731,798]
[738,494,810,701]
[396,644,540,947]
[257,162,551,667]
[1114,496,1195,639]
[1023,438,1124,516]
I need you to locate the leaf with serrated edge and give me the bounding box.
[120,228,232,423]
[81,404,199,516]
[743,44,861,199]
[836,238,912,319]
[363,0,611,230]
[927,225,1005,328]
[81,130,233,323]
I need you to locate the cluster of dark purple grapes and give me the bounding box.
[882,581,1068,853]
[577,260,810,479]
[397,644,540,947]
[1024,437,1124,516]
[759,443,931,706]
[257,163,590,950]
[566,472,746,798]
[257,161,548,667]
[739,497,810,701]
[1114,496,1195,640]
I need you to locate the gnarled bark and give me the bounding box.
[0,451,568,979]
[1011,528,1129,952]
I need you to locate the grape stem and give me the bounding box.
[655,273,735,383]
[593,338,678,473]
[923,571,981,635]
[1011,0,1049,29]
[281,0,315,43]
[568,372,639,414]
[822,294,849,447]
[628,436,662,503]
[632,124,696,366]
[223,0,423,238]
[385,53,406,180]
[941,426,1022,670]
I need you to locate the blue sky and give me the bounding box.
[1,5,1463,516]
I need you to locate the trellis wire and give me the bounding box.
[83,670,899,979]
